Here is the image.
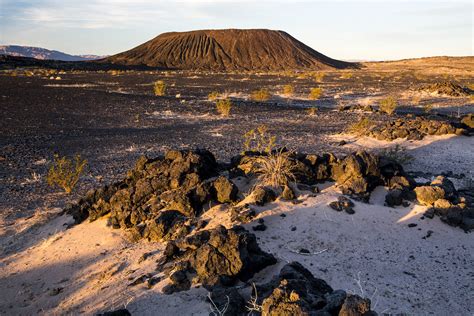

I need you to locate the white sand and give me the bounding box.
[1,135,473,315]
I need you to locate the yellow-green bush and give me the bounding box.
[243,125,276,153]
[308,87,323,100]
[251,88,270,102]
[216,98,232,116]
[347,117,374,135]
[379,96,398,115]
[208,91,220,101]
[306,107,318,116]
[154,80,166,96]
[47,154,87,194]
[282,85,294,96]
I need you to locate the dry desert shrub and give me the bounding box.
[208,91,220,101]
[252,150,297,188]
[47,154,87,194]
[381,144,414,165]
[340,72,353,79]
[154,80,167,96]
[243,125,276,153]
[379,96,398,115]
[282,84,295,97]
[251,88,270,102]
[424,104,434,113]
[313,72,325,83]
[215,98,232,116]
[306,107,318,116]
[308,87,323,100]
[347,117,374,135]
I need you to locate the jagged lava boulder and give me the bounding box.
[256,262,376,315]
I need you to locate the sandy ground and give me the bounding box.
[1,135,473,315]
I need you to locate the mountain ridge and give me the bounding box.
[0,45,105,61]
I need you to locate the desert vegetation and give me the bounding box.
[153,80,167,96]
[47,154,87,194]
[215,98,232,116]
[281,84,294,97]
[251,88,271,102]
[379,96,398,115]
[243,125,276,153]
[308,87,323,100]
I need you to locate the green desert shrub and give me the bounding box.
[340,72,353,79]
[347,117,374,135]
[208,91,220,101]
[313,72,325,83]
[243,125,276,153]
[282,85,294,96]
[47,154,87,194]
[251,88,270,102]
[215,98,232,116]
[306,107,318,116]
[308,87,323,100]
[379,96,398,115]
[154,80,167,96]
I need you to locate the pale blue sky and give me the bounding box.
[0,0,472,60]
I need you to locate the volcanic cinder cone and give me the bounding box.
[105,29,354,71]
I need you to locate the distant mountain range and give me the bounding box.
[0,45,106,61]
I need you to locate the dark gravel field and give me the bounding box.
[1,70,472,218]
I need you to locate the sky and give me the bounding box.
[0,0,472,61]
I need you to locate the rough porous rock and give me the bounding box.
[64,150,244,242]
[329,196,355,214]
[461,114,474,128]
[331,151,381,200]
[208,286,246,316]
[415,186,446,206]
[256,262,376,315]
[416,81,473,97]
[368,117,459,141]
[252,186,277,206]
[281,185,296,200]
[158,225,276,292]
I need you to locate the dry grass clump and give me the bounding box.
[379,96,398,115]
[252,150,297,188]
[208,91,220,101]
[251,88,270,102]
[47,154,87,194]
[308,87,323,100]
[282,85,295,97]
[424,104,434,113]
[340,72,353,79]
[347,117,374,135]
[215,98,232,116]
[243,125,276,153]
[154,80,167,96]
[381,144,414,165]
[313,72,325,83]
[306,107,318,116]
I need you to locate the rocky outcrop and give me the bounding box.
[64,149,242,242]
[416,176,474,231]
[368,117,461,141]
[158,225,276,292]
[255,262,376,315]
[416,81,473,97]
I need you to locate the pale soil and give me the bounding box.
[1,135,473,315]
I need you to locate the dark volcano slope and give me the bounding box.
[105,29,354,71]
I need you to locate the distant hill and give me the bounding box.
[105,29,355,71]
[0,45,105,61]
